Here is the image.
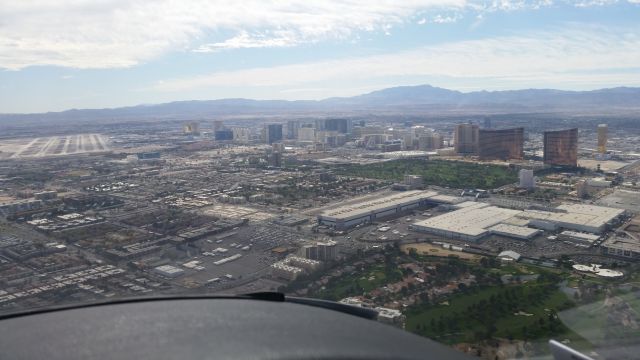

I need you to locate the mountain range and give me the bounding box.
[2,85,640,123]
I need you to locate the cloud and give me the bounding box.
[193,30,301,52]
[432,14,462,23]
[2,0,638,70]
[149,25,640,93]
[0,0,465,70]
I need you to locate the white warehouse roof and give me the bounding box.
[489,224,541,239]
[518,204,624,234]
[411,201,624,241]
[412,205,521,240]
[319,190,437,221]
[498,250,521,261]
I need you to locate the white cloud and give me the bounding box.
[193,31,301,52]
[149,25,640,92]
[1,0,637,70]
[0,0,466,70]
[432,14,462,23]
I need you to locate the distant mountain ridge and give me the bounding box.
[2,85,640,123]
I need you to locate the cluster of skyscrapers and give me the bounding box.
[454,123,581,167]
[200,118,607,170]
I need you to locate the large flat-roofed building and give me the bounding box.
[478,128,524,160]
[318,190,438,229]
[559,230,600,246]
[518,204,625,234]
[488,223,542,240]
[601,215,640,260]
[544,128,578,167]
[603,233,640,260]
[411,202,524,241]
[411,201,624,241]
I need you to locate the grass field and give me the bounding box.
[333,158,518,189]
[405,283,585,347]
[313,263,403,301]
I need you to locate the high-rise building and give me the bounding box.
[576,180,588,199]
[454,123,479,155]
[232,127,250,143]
[543,128,578,167]
[324,118,351,134]
[314,119,326,131]
[268,152,282,167]
[518,169,535,189]
[363,134,389,149]
[478,128,524,160]
[265,124,283,144]
[317,240,337,261]
[353,126,384,138]
[213,120,224,132]
[272,142,285,153]
[183,121,200,135]
[597,124,607,154]
[297,127,316,142]
[484,117,492,129]
[418,133,443,151]
[286,120,301,139]
[402,132,415,150]
[325,134,347,147]
[214,129,234,141]
[303,244,319,260]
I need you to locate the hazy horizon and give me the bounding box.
[3,83,640,116]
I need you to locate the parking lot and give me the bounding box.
[597,189,640,213]
[155,225,307,290]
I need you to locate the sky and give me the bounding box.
[1,0,639,113]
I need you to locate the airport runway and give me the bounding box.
[10,134,109,158]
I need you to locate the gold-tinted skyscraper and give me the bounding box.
[543,128,578,167]
[478,128,524,160]
[597,124,607,154]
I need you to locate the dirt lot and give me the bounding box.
[401,243,483,260]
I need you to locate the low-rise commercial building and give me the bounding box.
[375,307,406,328]
[602,235,640,260]
[153,265,185,278]
[558,231,600,246]
[270,263,303,281]
[602,216,640,260]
